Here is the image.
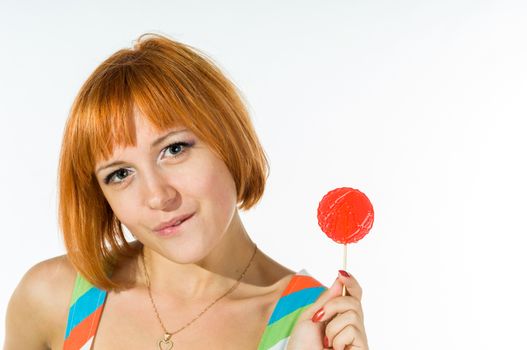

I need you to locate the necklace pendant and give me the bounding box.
[158,333,173,350]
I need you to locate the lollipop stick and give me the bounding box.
[342,243,347,296]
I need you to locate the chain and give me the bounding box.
[140,243,258,340]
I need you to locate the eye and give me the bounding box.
[102,141,194,186]
[161,141,193,159]
[104,168,133,185]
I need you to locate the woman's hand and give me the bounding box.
[286,270,368,350]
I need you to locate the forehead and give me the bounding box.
[132,111,172,140]
[95,109,188,163]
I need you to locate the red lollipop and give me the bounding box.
[317,187,374,295]
[318,187,374,244]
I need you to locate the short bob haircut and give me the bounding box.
[58,33,269,291]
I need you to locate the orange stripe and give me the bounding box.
[282,275,324,296]
[63,304,104,349]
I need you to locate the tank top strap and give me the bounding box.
[63,273,108,350]
[62,268,326,350]
[257,269,328,350]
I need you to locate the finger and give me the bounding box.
[324,309,365,343]
[328,324,362,350]
[303,277,342,322]
[338,270,363,301]
[315,297,364,325]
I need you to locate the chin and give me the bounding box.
[160,239,217,265]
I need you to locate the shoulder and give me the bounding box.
[4,254,78,350]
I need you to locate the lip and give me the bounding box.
[153,213,194,233]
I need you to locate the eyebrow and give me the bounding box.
[95,128,189,174]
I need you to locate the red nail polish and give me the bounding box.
[339,269,350,277]
[311,307,325,322]
[323,335,329,347]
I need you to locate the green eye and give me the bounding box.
[104,168,132,185]
[168,143,183,155]
[102,141,194,186]
[162,141,193,158]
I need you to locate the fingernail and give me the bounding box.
[339,269,351,278]
[323,335,329,347]
[311,307,325,322]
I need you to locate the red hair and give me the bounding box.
[58,33,269,290]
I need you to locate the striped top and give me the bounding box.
[63,269,327,349]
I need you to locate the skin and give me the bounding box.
[4,110,294,349]
[287,273,369,350]
[94,113,369,349]
[93,111,264,300]
[4,109,369,349]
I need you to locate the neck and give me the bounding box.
[138,211,259,300]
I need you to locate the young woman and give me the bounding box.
[4,33,369,350]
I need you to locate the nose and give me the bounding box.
[144,171,179,211]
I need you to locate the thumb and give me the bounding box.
[300,277,342,321]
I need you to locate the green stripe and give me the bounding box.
[70,273,95,306]
[257,304,313,350]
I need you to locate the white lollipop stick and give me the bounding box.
[342,243,348,296]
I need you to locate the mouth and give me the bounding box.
[153,213,194,235]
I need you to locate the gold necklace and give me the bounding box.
[140,243,258,350]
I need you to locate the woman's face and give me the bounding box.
[94,112,239,263]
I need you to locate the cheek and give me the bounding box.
[101,188,141,227]
[194,160,237,208]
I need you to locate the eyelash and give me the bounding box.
[103,141,194,185]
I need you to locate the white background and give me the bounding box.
[1,1,526,349]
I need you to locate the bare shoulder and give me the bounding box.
[4,254,77,350]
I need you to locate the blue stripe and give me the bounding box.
[268,286,326,325]
[64,287,107,338]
